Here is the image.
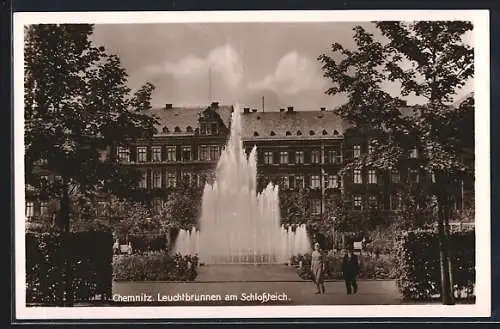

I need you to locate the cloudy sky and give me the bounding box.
[91,22,473,111]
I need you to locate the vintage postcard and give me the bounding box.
[14,10,490,320]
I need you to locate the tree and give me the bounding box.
[24,24,159,305]
[161,181,203,231]
[279,189,309,226]
[318,21,474,304]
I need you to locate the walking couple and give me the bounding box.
[311,243,360,295]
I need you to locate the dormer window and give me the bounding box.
[286,131,292,136]
[309,130,315,136]
[297,130,302,136]
[322,129,328,135]
[333,130,339,135]
[162,127,169,133]
[254,132,259,137]
[174,126,181,133]
[270,131,276,136]
[186,126,193,133]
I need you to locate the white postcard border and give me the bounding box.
[14,10,491,320]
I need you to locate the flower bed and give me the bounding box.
[113,251,198,281]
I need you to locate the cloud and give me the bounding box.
[145,44,244,89]
[248,51,327,95]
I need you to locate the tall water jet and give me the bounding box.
[174,105,311,263]
[196,106,282,264]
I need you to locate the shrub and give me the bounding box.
[113,252,198,281]
[127,234,168,253]
[393,229,475,301]
[26,231,113,305]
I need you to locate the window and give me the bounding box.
[280,151,288,164]
[295,175,305,189]
[25,201,34,218]
[200,123,209,135]
[152,146,162,162]
[40,201,48,216]
[167,173,177,188]
[353,195,363,210]
[391,169,400,183]
[311,150,321,164]
[199,145,209,161]
[211,123,219,135]
[310,175,321,189]
[182,146,192,161]
[327,175,339,188]
[353,144,361,158]
[186,126,193,133]
[311,199,321,215]
[368,195,378,208]
[117,147,130,162]
[410,148,418,158]
[391,193,402,210]
[295,151,304,164]
[264,151,273,165]
[368,139,377,155]
[409,169,419,183]
[282,176,290,189]
[166,146,176,162]
[139,171,148,189]
[97,201,107,217]
[153,199,163,214]
[288,175,295,189]
[327,150,337,164]
[197,174,206,187]
[40,157,48,165]
[354,169,362,184]
[368,169,377,184]
[182,172,192,185]
[209,145,220,160]
[153,170,162,188]
[137,147,147,162]
[40,175,49,183]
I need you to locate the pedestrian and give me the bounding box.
[310,242,326,294]
[342,247,360,295]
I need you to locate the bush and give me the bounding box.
[393,229,475,301]
[292,252,396,280]
[26,231,113,305]
[113,252,198,281]
[127,234,168,253]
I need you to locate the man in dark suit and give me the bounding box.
[342,248,360,295]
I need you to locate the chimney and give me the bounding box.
[287,106,294,113]
[280,108,285,112]
[211,102,219,108]
[243,107,250,114]
[165,104,173,109]
[252,109,258,113]
[320,107,326,111]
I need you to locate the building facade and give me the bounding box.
[25,102,473,231]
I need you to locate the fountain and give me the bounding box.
[174,106,311,264]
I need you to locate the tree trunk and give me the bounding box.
[59,181,74,306]
[435,177,454,305]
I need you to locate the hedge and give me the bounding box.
[26,231,113,305]
[127,234,168,253]
[393,230,475,300]
[113,252,198,281]
[292,253,396,280]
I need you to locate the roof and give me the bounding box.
[149,104,233,135]
[239,110,349,140]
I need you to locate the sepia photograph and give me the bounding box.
[14,10,490,320]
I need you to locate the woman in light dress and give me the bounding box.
[311,242,326,294]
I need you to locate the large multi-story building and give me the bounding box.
[25,101,473,231]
